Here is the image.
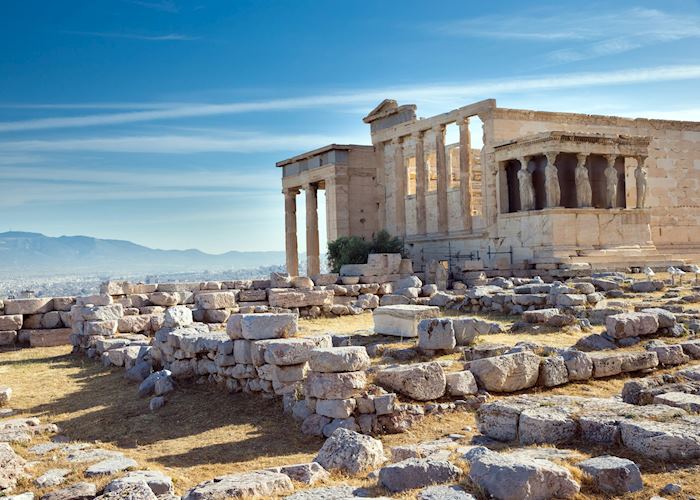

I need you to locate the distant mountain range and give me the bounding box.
[0,231,287,277]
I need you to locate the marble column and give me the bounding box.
[518,156,535,211]
[304,183,320,277]
[604,155,618,209]
[414,131,427,235]
[459,117,473,231]
[393,138,406,237]
[284,188,299,276]
[435,124,448,233]
[376,142,387,231]
[575,153,592,208]
[544,151,561,208]
[635,155,648,209]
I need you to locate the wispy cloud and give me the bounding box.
[439,8,700,63]
[0,132,363,154]
[62,30,196,41]
[3,64,700,133]
[123,0,178,13]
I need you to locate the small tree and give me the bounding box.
[327,230,405,273]
[369,229,405,256]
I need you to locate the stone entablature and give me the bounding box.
[493,131,651,159]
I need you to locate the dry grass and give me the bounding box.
[0,346,320,496]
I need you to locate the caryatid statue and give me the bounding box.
[635,155,648,209]
[544,151,561,208]
[518,156,535,211]
[604,155,619,209]
[575,153,592,208]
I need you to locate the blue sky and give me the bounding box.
[1,0,700,254]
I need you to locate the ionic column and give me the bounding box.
[544,151,561,208]
[414,131,427,235]
[459,117,473,231]
[635,155,648,209]
[575,153,592,208]
[284,188,299,276]
[435,124,448,233]
[393,138,406,237]
[304,183,320,276]
[604,154,618,209]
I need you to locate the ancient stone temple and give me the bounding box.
[277,98,700,275]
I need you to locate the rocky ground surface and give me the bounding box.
[2,271,700,499]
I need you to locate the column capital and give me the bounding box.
[605,154,618,166]
[392,136,404,145]
[545,151,558,164]
[636,155,647,167]
[576,152,588,163]
[284,186,300,196]
[411,130,425,140]
[433,123,446,134]
[458,116,470,127]
[519,156,530,168]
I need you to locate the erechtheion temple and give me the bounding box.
[278,99,700,276]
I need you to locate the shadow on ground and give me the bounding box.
[23,352,321,468]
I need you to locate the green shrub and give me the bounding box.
[327,230,405,273]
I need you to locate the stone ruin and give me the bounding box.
[3,260,700,498]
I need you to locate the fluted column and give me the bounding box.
[393,138,406,237]
[544,151,561,208]
[604,154,618,209]
[575,153,592,208]
[459,117,473,231]
[304,183,320,276]
[635,155,648,209]
[435,124,448,233]
[284,188,299,276]
[414,131,427,235]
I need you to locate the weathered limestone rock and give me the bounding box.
[266,462,329,485]
[0,387,11,407]
[647,343,689,366]
[518,407,577,445]
[468,450,580,500]
[104,470,174,496]
[304,371,367,399]
[138,370,172,398]
[445,371,478,396]
[238,313,298,340]
[4,298,53,315]
[96,480,156,499]
[556,294,587,307]
[268,290,332,308]
[469,352,541,392]
[375,362,446,401]
[562,350,593,381]
[149,292,179,307]
[417,318,455,351]
[314,428,385,474]
[195,292,236,310]
[85,456,138,476]
[653,391,700,412]
[682,339,700,359]
[315,399,356,419]
[538,356,569,387]
[578,456,643,494]
[620,419,700,460]
[308,347,370,372]
[182,471,293,500]
[378,458,462,492]
[0,331,16,346]
[163,306,193,328]
[0,442,27,491]
[300,414,330,436]
[606,312,659,339]
[417,485,474,500]
[262,338,319,366]
[34,468,71,488]
[28,329,73,347]
[0,315,22,331]
[372,305,439,338]
[41,482,97,500]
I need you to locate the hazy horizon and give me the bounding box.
[2,0,700,254]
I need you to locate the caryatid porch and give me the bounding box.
[493,131,655,263]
